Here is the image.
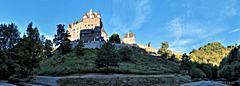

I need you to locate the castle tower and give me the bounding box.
[123,32,136,44]
[67,9,108,42]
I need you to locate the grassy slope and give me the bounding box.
[36,49,180,75]
[189,42,231,66]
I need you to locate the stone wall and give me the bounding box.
[83,41,105,49]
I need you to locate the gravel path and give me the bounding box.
[0,82,16,86]
[181,81,229,86]
[17,74,231,86]
[31,74,182,86]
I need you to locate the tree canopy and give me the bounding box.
[109,33,121,43]
[53,24,71,54]
[95,43,119,73]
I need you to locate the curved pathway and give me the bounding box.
[181,81,229,86]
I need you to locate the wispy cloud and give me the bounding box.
[229,28,240,33]
[167,17,224,53]
[167,18,192,53]
[221,0,238,17]
[110,0,151,33]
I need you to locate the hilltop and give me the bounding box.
[189,42,232,66]
[36,47,180,75]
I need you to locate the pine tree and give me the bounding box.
[0,23,22,79]
[13,22,42,74]
[95,43,119,73]
[53,24,71,54]
[43,39,53,57]
[0,23,20,51]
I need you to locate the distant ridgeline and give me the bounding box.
[189,42,232,66]
[67,9,160,53]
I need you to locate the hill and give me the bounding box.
[36,47,180,75]
[189,42,231,66]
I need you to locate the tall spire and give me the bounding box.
[90,9,93,18]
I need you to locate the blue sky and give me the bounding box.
[0,0,240,53]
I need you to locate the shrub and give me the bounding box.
[95,43,120,73]
[189,68,206,79]
[118,47,134,62]
[218,62,240,81]
[180,53,192,70]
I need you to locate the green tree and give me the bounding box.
[158,42,172,58]
[53,24,71,54]
[0,23,20,51]
[189,68,206,78]
[118,47,134,62]
[180,53,192,70]
[15,23,42,72]
[75,39,84,56]
[43,39,53,57]
[193,63,217,79]
[161,42,169,49]
[0,23,22,80]
[95,43,119,73]
[168,54,179,63]
[228,45,240,62]
[109,33,121,43]
[0,23,43,80]
[218,45,240,81]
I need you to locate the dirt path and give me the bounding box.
[30,73,190,86]
[180,81,229,86]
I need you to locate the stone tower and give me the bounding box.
[123,32,136,44]
[67,9,108,42]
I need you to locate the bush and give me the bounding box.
[189,68,206,79]
[74,40,84,56]
[193,63,217,79]
[95,43,120,73]
[218,45,240,81]
[218,62,240,81]
[118,47,135,62]
[180,53,192,70]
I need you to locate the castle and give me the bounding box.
[67,9,108,48]
[67,9,158,54]
[67,9,108,42]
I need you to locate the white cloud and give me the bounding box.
[229,28,240,33]
[170,46,188,53]
[222,0,238,17]
[167,17,224,53]
[168,18,183,39]
[110,0,151,33]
